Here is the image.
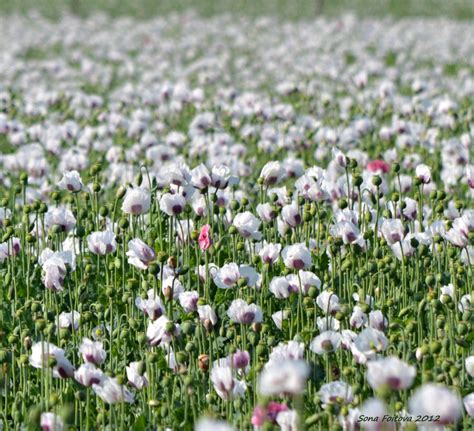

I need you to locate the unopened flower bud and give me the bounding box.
[371,175,382,186]
[167,256,177,269]
[198,354,209,372]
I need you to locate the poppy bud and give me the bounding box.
[137,333,146,345]
[20,334,32,349]
[118,218,129,229]
[135,171,143,187]
[430,341,442,354]
[35,319,46,331]
[440,294,451,304]
[113,375,125,385]
[156,251,167,263]
[115,185,126,199]
[167,256,177,268]
[181,321,194,335]
[371,175,382,186]
[176,351,187,364]
[198,354,209,372]
[185,342,195,353]
[338,198,348,209]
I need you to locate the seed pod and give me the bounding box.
[371,175,382,186]
[406,322,416,333]
[118,218,129,229]
[398,306,412,318]
[305,414,320,427]
[338,198,348,209]
[353,175,363,188]
[430,341,442,354]
[255,343,266,356]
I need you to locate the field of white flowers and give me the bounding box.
[0,10,473,431]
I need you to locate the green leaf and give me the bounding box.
[132,415,146,431]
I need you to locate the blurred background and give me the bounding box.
[0,0,472,20]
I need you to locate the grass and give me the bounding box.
[0,0,472,20]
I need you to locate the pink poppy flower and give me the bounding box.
[251,402,288,427]
[267,402,289,423]
[367,160,390,174]
[251,406,267,427]
[198,224,212,251]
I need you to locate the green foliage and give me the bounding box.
[0,0,472,20]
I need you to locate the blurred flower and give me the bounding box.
[319,381,353,407]
[178,290,199,313]
[366,357,416,390]
[74,363,105,387]
[127,238,156,270]
[126,361,148,389]
[136,290,165,320]
[87,230,117,255]
[210,360,246,400]
[259,242,281,264]
[409,384,462,425]
[160,192,185,216]
[310,331,342,354]
[353,328,388,360]
[58,170,83,192]
[146,315,179,346]
[227,299,262,324]
[359,398,391,431]
[381,219,405,245]
[281,243,312,270]
[466,356,474,378]
[40,412,64,431]
[198,224,212,250]
[79,338,106,365]
[316,290,340,314]
[464,393,474,417]
[231,350,250,370]
[415,163,431,184]
[191,163,211,190]
[92,377,134,404]
[258,360,309,396]
[198,304,218,327]
[122,187,150,215]
[275,409,298,431]
[233,211,262,240]
[58,311,80,330]
[260,161,285,186]
[29,342,74,379]
[367,160,390,174]
[195,418,235,431]
[45,206,76,233]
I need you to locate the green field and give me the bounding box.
[0,0,473,20]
